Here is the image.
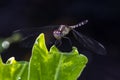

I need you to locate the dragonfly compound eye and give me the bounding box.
[53,30,62,40]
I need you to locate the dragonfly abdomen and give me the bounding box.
[69,20,88,29]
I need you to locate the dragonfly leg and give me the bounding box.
[63,37,72,47]
[54,40,62,47]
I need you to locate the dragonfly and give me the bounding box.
[0,20,106,55]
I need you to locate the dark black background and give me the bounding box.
[0,0,120,80]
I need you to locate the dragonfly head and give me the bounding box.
[53,30,62,40]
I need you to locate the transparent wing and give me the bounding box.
[12,25,59,49]
[72,29,107,55]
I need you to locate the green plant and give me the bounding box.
[0,33,88,80]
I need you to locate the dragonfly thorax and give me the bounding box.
[53,25,71,40]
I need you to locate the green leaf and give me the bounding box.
[0,33,88,80]
[28,33,88,80]
[0,57,28,80]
